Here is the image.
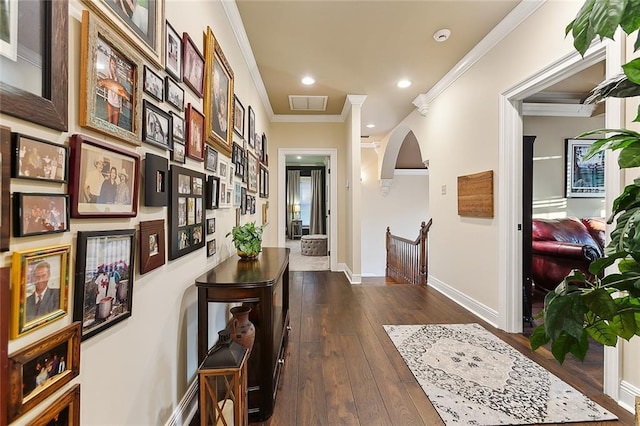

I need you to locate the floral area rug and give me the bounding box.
[383,323,617,425]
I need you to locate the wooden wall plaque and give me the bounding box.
[457,170,494,218]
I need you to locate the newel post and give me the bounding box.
[419,219,433,285]
[386,226,391,278]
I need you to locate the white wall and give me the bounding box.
[360,147,429,276]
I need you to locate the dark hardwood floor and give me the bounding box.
[246,271,633,425]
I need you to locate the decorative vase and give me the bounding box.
[230,305,255,352]
[237,249,259,260]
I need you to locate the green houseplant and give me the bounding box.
[530,1,640,365]
[226,222,265,259]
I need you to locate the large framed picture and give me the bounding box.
[186,103,205,161]
[80,0,164,67]
[80,10,143,146]
[29,384,80,426]
[233,95,245,137]
[7,322,81,424]
[69,134,140,218]
[142,100,172,150]
[182,32,205,98]
[144,153,168,206]
[203,27,234,157]
[143,65,163,101]
[13,193,69,237]
[10,244,71,339]
[165,21,182,80]
[0,0,68,131]
[1,126,8,251]
[74,229,135,341]
[565,138,605,198]
[11,133,68,182]
[169,165,206,260]
[140,219,166,274]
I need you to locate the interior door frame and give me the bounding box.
[278,148,338,271]
[498,39,622,398]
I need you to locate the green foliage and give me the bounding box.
[226,222,265,257]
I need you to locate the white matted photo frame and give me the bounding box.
[80,0,164,67]
[79,10,143,146]
[165,21,182,80]
[565,138,605,198]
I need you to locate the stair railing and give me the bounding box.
[386,219,432,285]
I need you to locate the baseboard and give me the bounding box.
[619,380,640,414]
[339,263,362,284]
[165,378,199,426]
[427,275,499,327]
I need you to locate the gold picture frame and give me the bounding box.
[8,322,81,423]
[28,384,80,426]
[79,10,143,146]
[203,27,234,157]
[11,244,71,339]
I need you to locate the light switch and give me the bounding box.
[441,184,446,195]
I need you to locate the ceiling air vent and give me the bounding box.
[288,95,328,111]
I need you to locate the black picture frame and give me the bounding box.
[165,21,182,81]
[261,132,268,164]
[11,133,69,183]
[142,100,173,150]
[259,164,269,198]
[169,165,206,260]
[241,186,247,214]
[233,95,245,137]
[206,239,216,257]
[13,193,70,237]
[207,218,215,235]
[74,229,135,341]
[206,175,220,210]
[145,153,168,206]
[205,146,218,173]
[165,76,185,111]
[143,65,164,101]
[170,111,185,143]
[248,105,255,149]
[172,142,186,164]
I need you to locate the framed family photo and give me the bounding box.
[69,134,140,218]
[7,322,80,424]
[143,65,163,101]
[186,103,205,161]
[29,384,80,426]
[204,26,234,157]
[11,133,68,182]
[140,219,166,274]
[165,21,182,80]
[13,193,69,237]
[169,165,206,260]
[142,100,172,150]
[182,32,205,97]
[74,229,135,341]
[80,0,164,67]
[171,111,185,143]
[565,138,605,198]
[205,146,218,172]
[80,10,143,146]
[165,76,184,111]
[10,244,71,339]
[233,95,245,137]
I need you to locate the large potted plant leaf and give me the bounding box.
[529,1,640,368]
[226,221,265,259]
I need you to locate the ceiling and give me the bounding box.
[234,0,522,140]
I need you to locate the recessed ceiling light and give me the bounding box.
[301,76,315,85]
[397,79,412,88]
[296,156,302,159]
[433,28,451,42]
[366,124,375,128]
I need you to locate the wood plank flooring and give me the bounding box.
[249,271,634,425]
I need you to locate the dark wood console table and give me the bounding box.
[195,247,290,421]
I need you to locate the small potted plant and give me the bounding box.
[226,221,265,259]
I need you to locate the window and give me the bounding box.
[299,176,311,226]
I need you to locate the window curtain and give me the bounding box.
[286,170,300,239]
[310,169,325,235]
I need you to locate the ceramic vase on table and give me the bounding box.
[230,305,255,353]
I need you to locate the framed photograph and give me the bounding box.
[80,10,143,146]
[234,182,242,207]
[140,219,166,274]
[207,239,216,257]
[1,1,68,131]
[203,26,234,157]
[0,0,17,61]
[565,138,605,198]
[259,164,269,198]
[165,21,182,80]
[143,65,163,101]
[28,383,80,426]
[165,76,184,111]
[13,193,69,237]
[1,126,9,251]
[241,186,247,214]
[248,106,255,149]
[261,132,268,164]
[207,218,216,235]
[80,0,164,67]
[170,112,185,143]
[10,244,71,339]
[69,134,140,218]
[262,202,268,225]
[7,322,80,424]
[145,153,168,206]
[233,95,245,137]
[219,180,231,209]
[170,166,206,260]
[172,142,186,164]
[186,103,204,161]
[247,151,259,193]
[182,32,205,97]
[142,100,172,150]
[206,175,220,210]
[205,146,218,172]
[218,157,229,180]
[74,229,135,341]
[11,133,68,182]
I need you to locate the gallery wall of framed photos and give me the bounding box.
[0,1,272,425]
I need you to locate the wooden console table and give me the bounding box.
[195,247,290,421]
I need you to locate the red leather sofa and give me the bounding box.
[531,217,605,293]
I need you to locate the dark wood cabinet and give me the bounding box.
[196,248,290,421]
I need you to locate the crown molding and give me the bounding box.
[522,102,598,117]
[412,0,546,113]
